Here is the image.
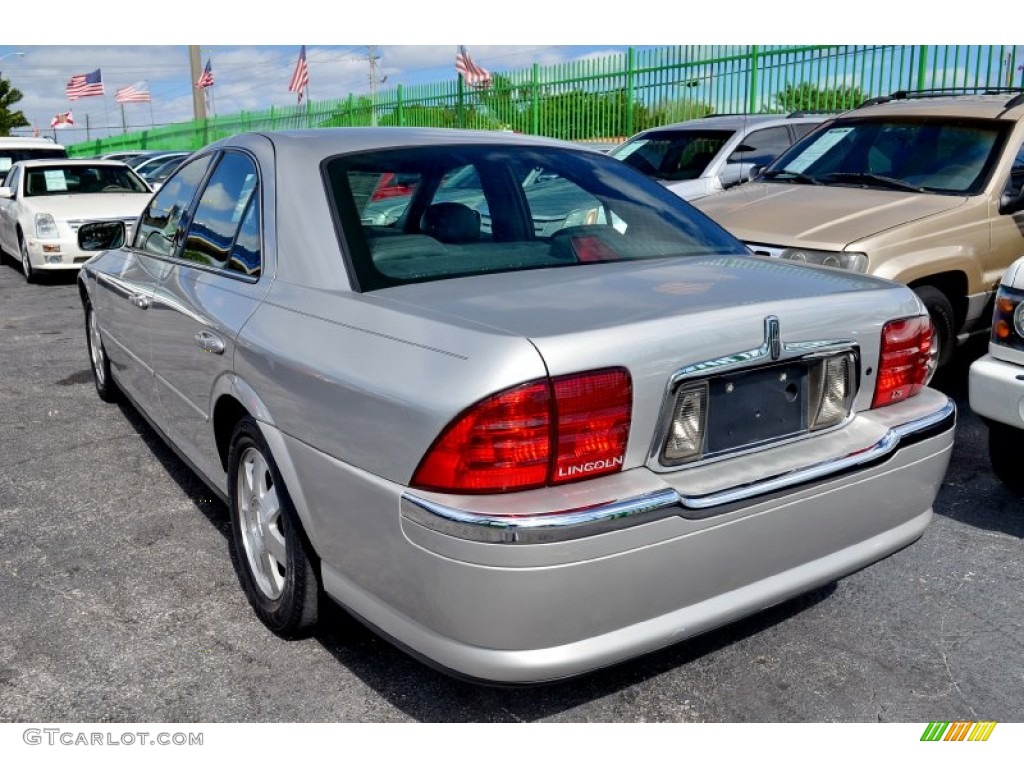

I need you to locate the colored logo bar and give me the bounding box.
[921,721,997,741]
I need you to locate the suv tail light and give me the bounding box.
[872,316,933,408]
[412,369,632,493]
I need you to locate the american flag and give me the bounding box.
[50,110,74,128]
[289,45,310,103]
[455,46,491,88]
[115,81,151,103]
[195,59,214,89]
[65,69,104,100]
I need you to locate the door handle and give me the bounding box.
[129,293,150,309]
[194,330,225,355]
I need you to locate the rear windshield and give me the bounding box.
[324,144,748,290]
[23,164,150,196]
[609,130,733,180]
[0,147,67,184]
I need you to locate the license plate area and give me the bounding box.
[705,361,808,456]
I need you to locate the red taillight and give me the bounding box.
[872,316,933,408]
[411,369,632,493]
[552,369,632,484]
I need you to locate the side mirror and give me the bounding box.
[78,220,126,251]
[1000,187,1024,216]
[747,164,766,182]
[0,187,13,199]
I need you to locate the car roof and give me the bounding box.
[849,92,1024,120]
[637,114,828,134]
[0,137,65,150]
[207,127,584,158]
[16,158,132,168]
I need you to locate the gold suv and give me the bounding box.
[695,91,1024,370]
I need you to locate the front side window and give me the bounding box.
[180,152,260,275]
[728,126,793,166]
[763,117,1008,194]
[134,154,214,257]
[326,144,749,290]
[610,130,732,181]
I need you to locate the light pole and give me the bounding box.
[0,51,26,74]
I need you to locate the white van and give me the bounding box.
[0,137,67,184]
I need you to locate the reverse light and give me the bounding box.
[412,368,632,493]
[662,383,707,463]
[35,213,59,239]
[780,248,868,273]
[809,353,855,429]
[872,316,933,408]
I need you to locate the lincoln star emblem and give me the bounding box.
[765,316,781,360]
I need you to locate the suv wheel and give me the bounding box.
[913,286,955,377]
[988,422,1024,493]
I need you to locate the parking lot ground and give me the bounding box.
[0,263,1021,722]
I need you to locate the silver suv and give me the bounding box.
[609,114,828,201]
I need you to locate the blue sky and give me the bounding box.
[2,2,1013,143]
[0,44,624,141]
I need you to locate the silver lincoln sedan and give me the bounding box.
[76,128,955,684]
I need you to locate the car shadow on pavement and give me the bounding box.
[311,583,837,721]
[926,336,1024,539]
[113,399,233,540]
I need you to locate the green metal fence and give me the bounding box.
[67,45,1024,157]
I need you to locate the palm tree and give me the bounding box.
[0,76,30,136]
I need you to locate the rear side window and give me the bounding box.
[181,152,261,277]
[325,144,748,291]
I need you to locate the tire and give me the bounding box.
[228,417,319,638]
[988,421,1024,493]
[85,304,120,403]
[19,234,36,283]
[913,285,955,377]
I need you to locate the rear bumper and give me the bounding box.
[273,391,955,684]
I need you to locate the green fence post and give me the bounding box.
[625,48,635,137]
[748,45,760,113]
[531,63,540,136]
[348,94,355,126]
[457,76,465,129]
[397,84,404,127]
[916,45,929,91]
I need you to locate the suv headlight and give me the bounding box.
[992,285,1024,351]
[780,248,868,273]
[34,213,59,239]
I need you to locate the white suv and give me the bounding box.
[969,255,1024,491]
[0,137,66,184]
[609,114,828,201]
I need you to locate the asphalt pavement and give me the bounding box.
[0,261,1021,723]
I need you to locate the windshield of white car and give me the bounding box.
[23,165,150,196]
[608,130,732,181]
[761,117,1007,195]
[326,144,750,291]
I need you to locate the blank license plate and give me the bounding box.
[705,362,808,455]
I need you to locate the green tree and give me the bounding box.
[0,74,30,136]
[775,82,867,113]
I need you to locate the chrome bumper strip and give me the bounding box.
[401,398,956,545]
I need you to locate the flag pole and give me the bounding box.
[149,99,154,128]
[120,103,126,135]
